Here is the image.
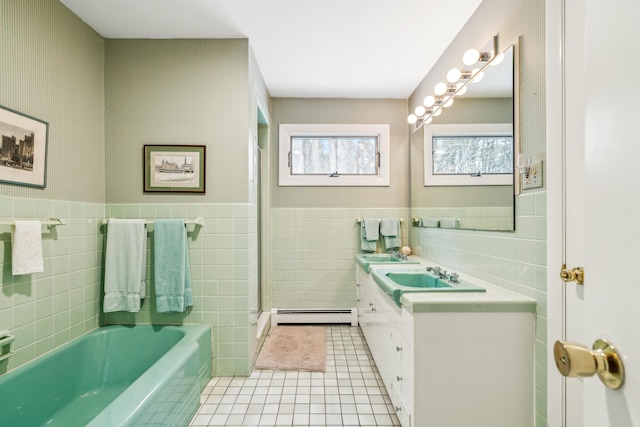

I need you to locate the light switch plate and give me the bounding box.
[522,160,543,190]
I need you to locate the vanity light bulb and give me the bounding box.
[423,95,435,107]
[456,83,468,96]
[434,82,447,96]
[407,114,418,124]
[447,68,462,83]
[433,108,442,117]
[463,48,480,65]
[415,105,426,117]
[424,117,433,124]
[443,98,454,108]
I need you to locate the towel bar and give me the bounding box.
[0,352,15,363]
[0,333,15,362]
[0,218,65,227]
[0,334,15,347]
[356,217,404,223]
[411,217,460,226]
[103,217,204,227]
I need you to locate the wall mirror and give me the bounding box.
[410,43,517,232]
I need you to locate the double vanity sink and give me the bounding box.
[354,252,536,427]
[355,253,485,307]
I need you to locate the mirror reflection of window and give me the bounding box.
[410,44,517,232]
[432,134,513,175]
[424,123,513,186]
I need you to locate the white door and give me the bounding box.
[548,1,640,425]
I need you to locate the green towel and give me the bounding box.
[360,218,379,253]
[154,219,192,313]
[380,217,402,250]
[439,217,458,229]
[420,217,440,228]
[103,219,147,313]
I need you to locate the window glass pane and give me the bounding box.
[291,138,335,174]
[291,136,378,175]
[432,135,513,175]
[336,138,377,174]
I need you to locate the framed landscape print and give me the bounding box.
[0,105,49,188]
[144,145,206,193]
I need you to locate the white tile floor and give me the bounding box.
[189,325,401,427]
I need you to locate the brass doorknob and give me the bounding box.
[553,339,624,389]
[560,266,584,284]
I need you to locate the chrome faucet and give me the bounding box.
[428,266,458,282]
[429,266,447,278]
[436,267,447,278]
[388,249,407,260]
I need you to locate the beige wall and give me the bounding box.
[0,0,105,202]
[271,98,409,208]
[105,39,251,204]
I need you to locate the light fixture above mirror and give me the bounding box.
[408,36,500,127]
[409,39,519,232]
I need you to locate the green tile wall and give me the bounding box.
[104,202,258,376]
[1,198,260,376]
[410,190,547,425]
[271,207,409,309]
[0,195,104,372]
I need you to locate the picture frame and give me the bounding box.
[0,105,49,188]
[143,145,206,193]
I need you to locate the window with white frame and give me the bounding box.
[279,124,390,186]
[424,123,513,186]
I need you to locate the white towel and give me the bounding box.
[103,219,147,313]
[11,220,44,275]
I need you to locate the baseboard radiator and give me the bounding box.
[271,308,358,327]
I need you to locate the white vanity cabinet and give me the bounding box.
[357,264,414,424]
[356,264,535,427]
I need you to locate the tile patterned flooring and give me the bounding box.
[189,325,401,427]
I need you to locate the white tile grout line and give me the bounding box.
[189,325,401,427]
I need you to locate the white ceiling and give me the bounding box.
[60,0,482,99]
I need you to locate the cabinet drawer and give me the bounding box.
[391,330,413,373]
[390,379,412,427]
[398,365,413,410]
